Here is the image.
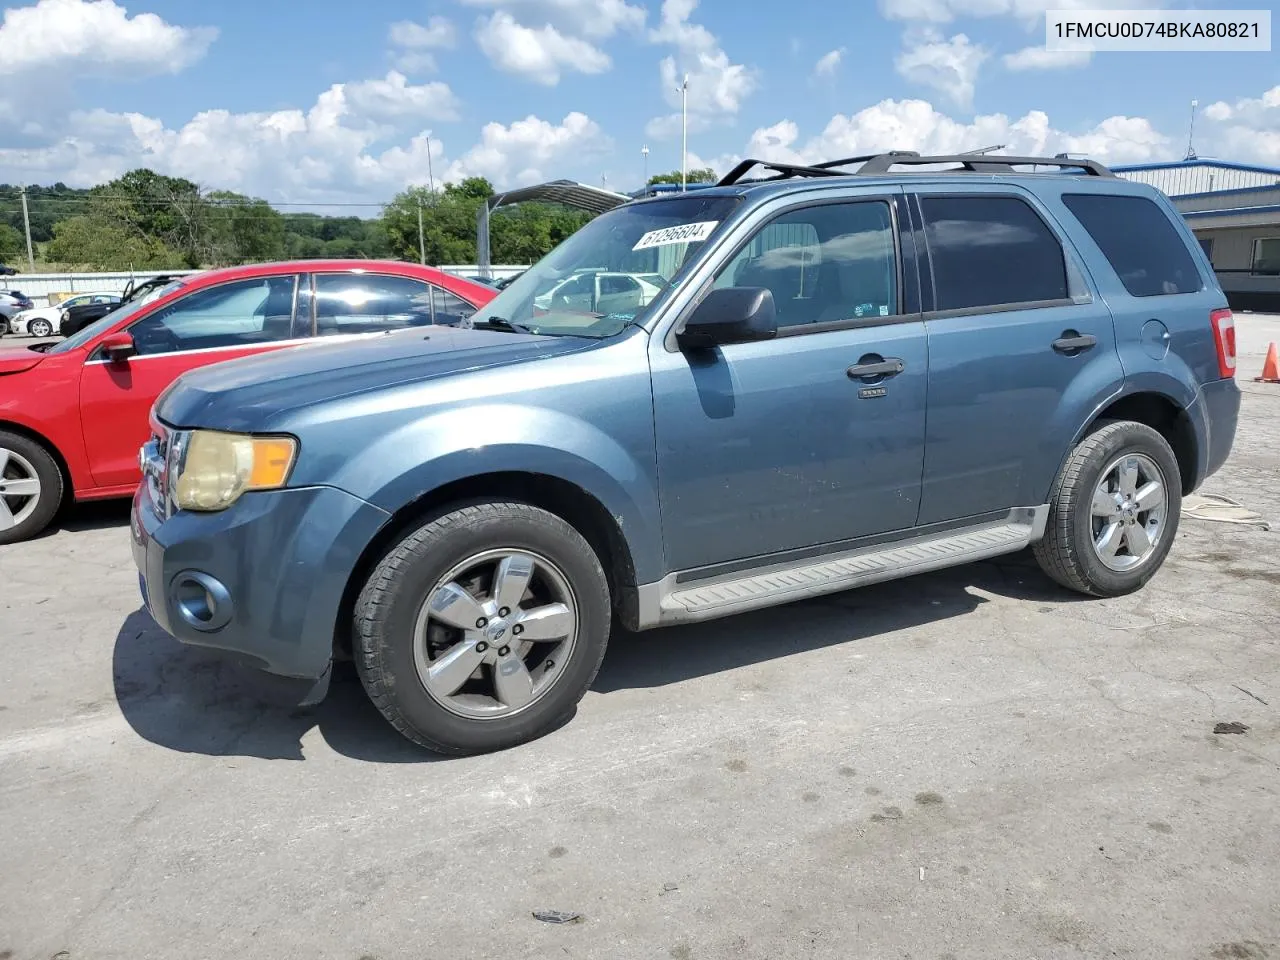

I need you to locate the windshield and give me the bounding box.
[48,280,186,354]
[467,194,742,338]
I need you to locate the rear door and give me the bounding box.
[79,273,304,487]
[907,185,1123,523]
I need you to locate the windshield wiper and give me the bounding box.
[469,316,534,335]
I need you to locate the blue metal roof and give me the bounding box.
[1112,158,1280,177]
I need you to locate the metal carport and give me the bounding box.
[476,180,630,278]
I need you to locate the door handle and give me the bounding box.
[1052,332,1097,355]
[847,358,905,381]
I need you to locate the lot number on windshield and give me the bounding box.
[632,221,719,251]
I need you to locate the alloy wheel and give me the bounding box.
[413,548,579,720]
[0,447,43,532]
[1090,452,1168,572]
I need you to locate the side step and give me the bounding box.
[652,506,1046,625]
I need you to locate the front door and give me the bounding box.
[907,187,1123,524]
[650,196,929,573]
[79,273,303,487]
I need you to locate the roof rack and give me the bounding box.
[717,151,1114,186]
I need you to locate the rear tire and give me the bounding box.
[0,431,64,545]
[354,501,612,754]
[1033,420,1181,597]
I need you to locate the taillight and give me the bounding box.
[1210,307,1236,379]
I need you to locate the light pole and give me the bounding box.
[641,144,649,188]
[679,75,689,192]
[1185,99,1199,161]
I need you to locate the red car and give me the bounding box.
[0,260,497,543]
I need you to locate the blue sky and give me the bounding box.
[0,0,1276,209]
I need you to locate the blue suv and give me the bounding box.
[132,152,1241,754]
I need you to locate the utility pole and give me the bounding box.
[679,75,689,192]
[19,185,35,269]
[641,144,650,188]
[417,199,426,266]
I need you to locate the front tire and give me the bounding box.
[354,501,612,754]
[29,318,52,338]
[1033,420,1181,597]
[0,431,64,545]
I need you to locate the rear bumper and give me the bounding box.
[1187,376,1241,489]
[131,480,390,683]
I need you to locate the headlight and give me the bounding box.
[171,430,297,512]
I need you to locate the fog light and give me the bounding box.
[170,571,233,632]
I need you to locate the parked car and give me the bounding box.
[129,153,1239,755]
[10,292,121,338]
[0,264,18,276]
[0,260,495,544]
[59,276,182,338]
[533,270,666,316]
[0,290,34,335]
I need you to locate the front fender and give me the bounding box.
[327,403,665,584]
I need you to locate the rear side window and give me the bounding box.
[921,196,1068,311]
[1062,194,1202,297]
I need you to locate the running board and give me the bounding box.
[637,506,1047,627]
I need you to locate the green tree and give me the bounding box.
[45,215,183,270]
[0,223,23,262]
[647,167,717,185]
[90,169,206,266]
[204,191,286,265]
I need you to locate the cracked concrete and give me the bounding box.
[1,318,1279,960]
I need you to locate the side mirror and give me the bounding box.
[676,287,777,351]
[101,331,136,364]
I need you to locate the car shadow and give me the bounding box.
[112,550,1083,762]
[594,549,1083,692]
[58,499,133,537]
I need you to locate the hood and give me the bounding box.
[0,344,45,375]
[157,325,596,431]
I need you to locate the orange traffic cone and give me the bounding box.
[1257,343,1280,383]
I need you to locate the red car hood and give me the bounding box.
[0,344,47,375]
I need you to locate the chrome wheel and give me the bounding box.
[0,447,43,532]
[1091,452,1167,572]
[29,319,52,338]
[413,548,579,720]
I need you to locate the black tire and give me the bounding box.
[0,430,64,545]
[354,501,612,754]
[1033,420,1181,597]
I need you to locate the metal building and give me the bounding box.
[1113,159,1280,311]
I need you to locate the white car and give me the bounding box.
[10,292,120,337]
[533,271,667,316]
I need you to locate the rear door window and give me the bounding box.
[314,273,434,336]
[1062,193,1203,296]
[920,195,1068,311]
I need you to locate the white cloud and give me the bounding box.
[742,99,1169,167]
[894,30,987,109]
[343,71,459,123]
[813,48,845,78]
[0,0,216,76]
[1200,86,1280,165]
[459,0,645,39]
[474,11,611,85]
[879,0,1158,24]
[1002,45,1090,70]
[645,0,756,139]
[0,71,476,202]
[443,112,610,187]
[388,16,456,72]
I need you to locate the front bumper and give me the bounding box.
[132,480,390,683]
